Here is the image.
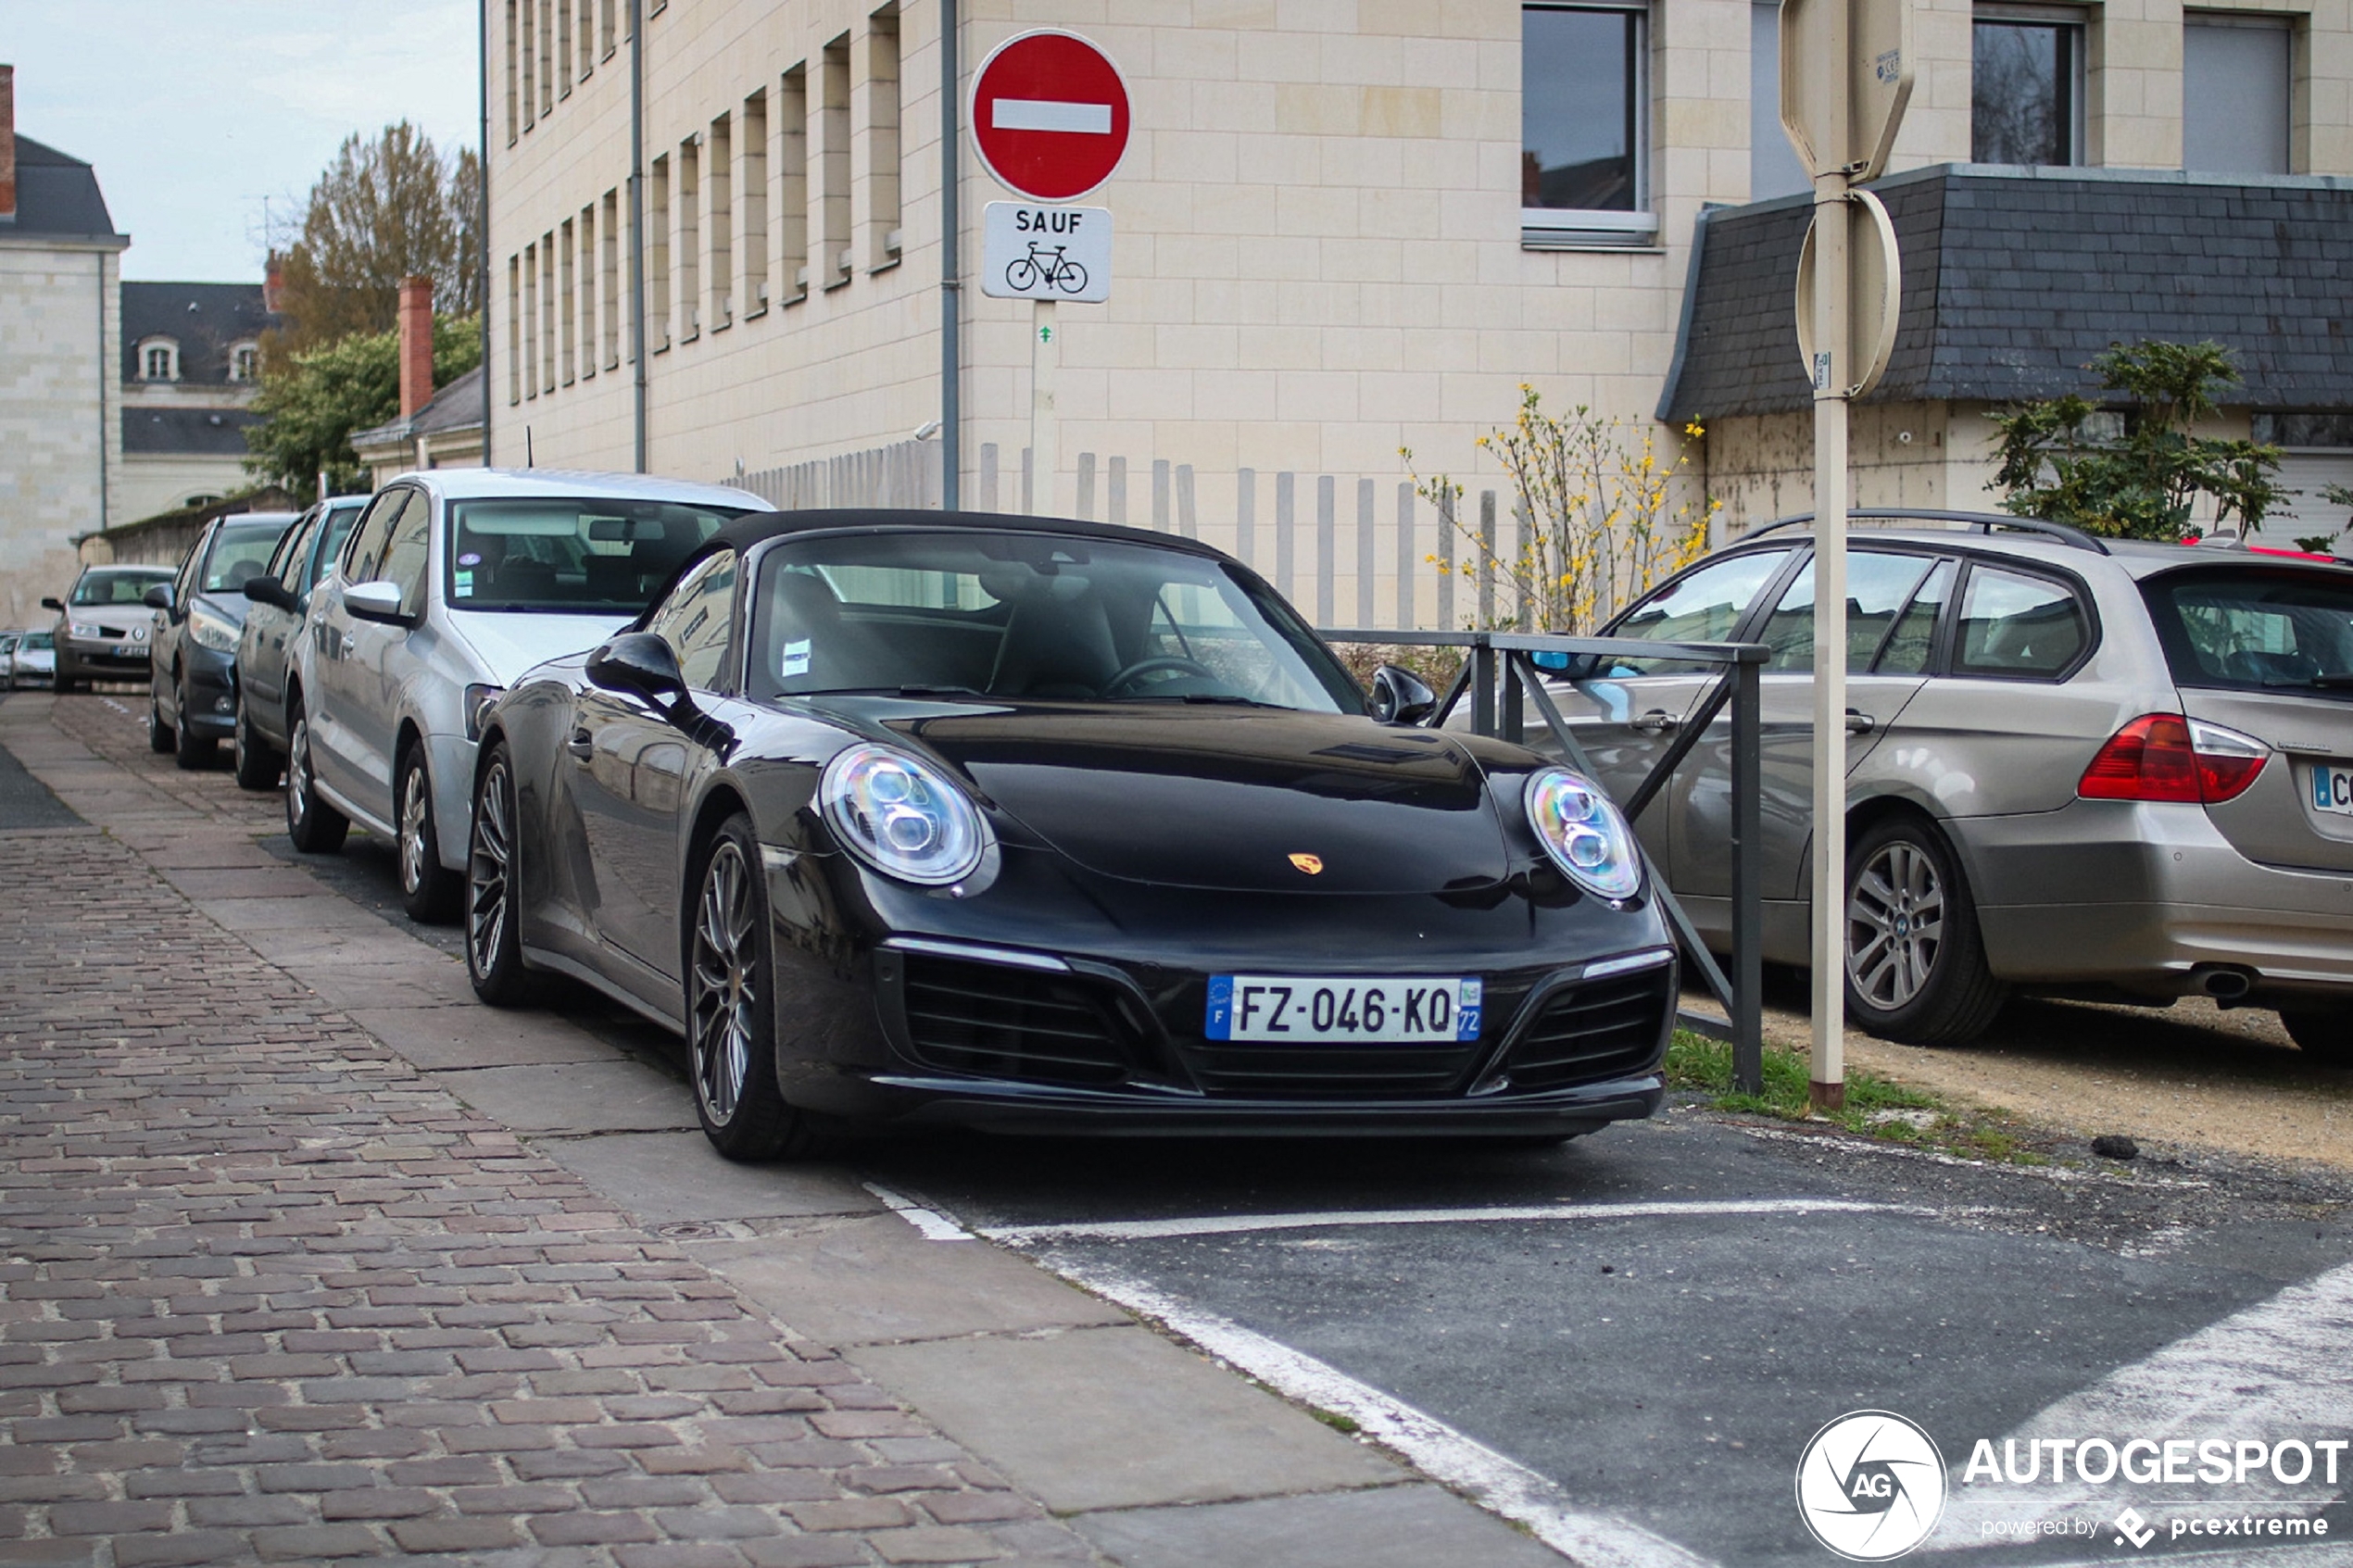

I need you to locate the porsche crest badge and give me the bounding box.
[1288,853,1325,875]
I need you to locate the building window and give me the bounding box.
[556,0,572,98]
[1522,3,1655,248]
[742,90,770,314]
[522,0,536,130]
[508,254,523,404]
[1750,1,1812,199]
[780,64,811,303]
[506,0,520,143]
[709,112,734,329]
[522,244,539,399]
[560,216,576,383]
[601,187,623,367]
[820,33,852,286]
[1972,6,2085,166]
[578,203,597,380]
[649,155,672,349]
[678,133,701,339]
[229,343,259,382]
[2185,14,2291,174]
[141,340,180,381]
[541,233,559,392]
[868,4,902,270]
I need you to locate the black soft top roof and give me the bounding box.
[702,507,1228,561]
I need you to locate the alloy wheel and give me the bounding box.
[399,762,432,897]
[287,717,312,826]
[689,841,758,1126]
[467,758,513,981]
[1846,840,1946,1010]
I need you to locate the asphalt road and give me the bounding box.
[20,692,2353,1566]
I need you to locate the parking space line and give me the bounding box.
[1932,1256,2353,1548]
[1056,1259,1722,1568]
[862,1179,978,1241]
[976,1196,1942,1246]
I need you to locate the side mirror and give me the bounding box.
[343,580,409,624]
[242,576,296,611]
[586,632,687,704]
[39,596,63,612]
[143,583,175,611]
[1369,663,1438,726]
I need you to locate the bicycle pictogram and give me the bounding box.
[1005,241,1090,295]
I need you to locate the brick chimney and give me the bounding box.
[263,250,284,314]
[1,65,19,224]
[396,275,434,420]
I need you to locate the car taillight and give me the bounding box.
[2078,714,2269,805]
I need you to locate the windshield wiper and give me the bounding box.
[2261,673,2353,690]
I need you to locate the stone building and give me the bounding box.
[0,64,129,628]
[484,1,2353,630]
[116,280,276,524]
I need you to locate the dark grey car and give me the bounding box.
[146,512,299,769]
[231,497,368,790]
[1526,515,2353,1060]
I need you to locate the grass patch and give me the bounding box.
[1308,1407,1363,1436]
[1664,1030,2046,1164]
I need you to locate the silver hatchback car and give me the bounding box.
[283,470,772,920]
[1530,513,2353,1060]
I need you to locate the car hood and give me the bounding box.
[872,703,1515,894]
[195,590,253,630]
[443,609,635,686]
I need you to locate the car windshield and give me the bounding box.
[749,529,1363,711]
[2144,568,2353,699]
[447,496,749,612]
[201,520,294,593]
[19,633,53,650]
[69,568,174,606]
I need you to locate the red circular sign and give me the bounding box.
[971,30,1131,203]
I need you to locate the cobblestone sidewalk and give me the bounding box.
[0,823,1093,1567]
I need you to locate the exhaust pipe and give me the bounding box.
[2195,966,2256,1005]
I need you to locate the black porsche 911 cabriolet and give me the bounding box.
[465,508,1679,1158]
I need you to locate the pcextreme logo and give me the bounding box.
[1796,1410,1950,1561]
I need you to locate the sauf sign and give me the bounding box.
[973,30,1128,303]
[982,203,1112,302]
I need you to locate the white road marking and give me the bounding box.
[1734,1124,2213,1189]
[1928,1256,2353,1549]
[1062,1260,1720,1568]
[861,1180,973,1242]
[979,1196,1941,1246]
[990,97,1114,134]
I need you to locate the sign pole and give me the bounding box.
[1031,298,1059,516]
[1809,181,1850,1114]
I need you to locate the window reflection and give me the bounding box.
[1972,18,2080,166]
[1523,6,1642,212]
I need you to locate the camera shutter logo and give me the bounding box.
[1795,1410,1947,1561]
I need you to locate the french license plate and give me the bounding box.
[2313,762,2353,818]
[1205,976,1481,1044]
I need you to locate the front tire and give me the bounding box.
[465,741,539,1006]
[172,672,216,770]
[1843,813,2007,1047]
[397,746,461,923]
[686,817,814,1160]
[233,693,281,791]
[284,697,349,854]
[147,690,173,753]
[2282,1010,2353,1068]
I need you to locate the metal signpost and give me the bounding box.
[970,30,1130,518]
[1780,0,1910,1110]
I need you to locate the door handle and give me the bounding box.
[1630,709,1680,733]
[565,727,595,760]
[1845,709,1875,734]
[340,633,356,656]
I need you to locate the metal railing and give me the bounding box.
[1319,628,1768,1096]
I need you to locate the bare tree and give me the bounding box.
[270,124,480,358]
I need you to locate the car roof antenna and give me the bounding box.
[525,427,535,470]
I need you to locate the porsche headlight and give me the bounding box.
[1525,768,1642,900]
[820,744,990,886]
[188,604,240,653]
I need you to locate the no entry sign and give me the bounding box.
[971,30,1131,203]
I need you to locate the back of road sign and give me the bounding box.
[1780,0,1915,183]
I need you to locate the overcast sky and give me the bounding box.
[4,1,480,282]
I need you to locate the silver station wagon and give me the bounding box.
[1534,513,2353,1060]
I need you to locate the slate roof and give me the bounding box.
[350,363,486,449]
[1658,164,2353,422]
[121,282,274,386]
[1,135,123,243]
[121,406,264,457]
